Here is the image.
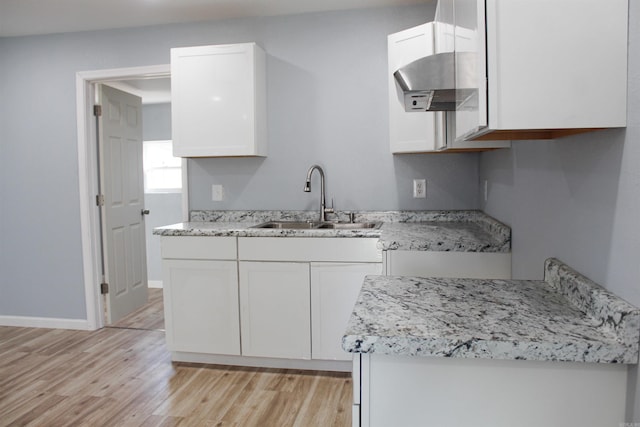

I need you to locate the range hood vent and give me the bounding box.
[393,52,476,112]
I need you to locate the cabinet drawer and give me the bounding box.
[161,236,237,260]
[238,237,382,263]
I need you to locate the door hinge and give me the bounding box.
[100,282,109,294]
[93,105,102,117]
[96,194,105,206]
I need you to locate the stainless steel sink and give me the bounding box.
[251,221,381,230]
[252,221,323,229]
[317,222,381,229]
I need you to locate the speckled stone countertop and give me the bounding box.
[153,210,510,253]
[342,258,640,364]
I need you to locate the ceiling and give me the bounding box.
[0,0,431,38]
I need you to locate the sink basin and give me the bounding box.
[252,221,323,229]
[317,222,381,229]
[251,221,381,230]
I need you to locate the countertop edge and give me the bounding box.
[341,335,636,364]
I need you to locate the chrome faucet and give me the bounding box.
[304,165,334,222]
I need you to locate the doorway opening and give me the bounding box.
[76,65,188,331]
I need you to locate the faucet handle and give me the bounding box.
[325,198,335,215]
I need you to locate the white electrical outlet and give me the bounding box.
[211,184,224,201]
[413,179,426,198]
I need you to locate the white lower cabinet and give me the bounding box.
[357,354,627,427]
[161,235,382,369]
[163,259,240,355]
[311,262,382,361]
[239,261,311,359]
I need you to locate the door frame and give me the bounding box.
[75,64,188,330]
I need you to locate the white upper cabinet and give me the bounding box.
[388,22,509,152]
[452,0,628,141]
[171,43,267,157]
[388,23,446,153]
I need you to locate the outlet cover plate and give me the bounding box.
[413,179,426,198]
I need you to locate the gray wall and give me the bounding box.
[479,0,640,419]
[142,103,181,283]
[186,6,478,211]
[0,4,481,320]
[143,103,172,141]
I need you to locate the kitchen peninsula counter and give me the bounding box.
[344,258,640,427]
[343,258,639,364]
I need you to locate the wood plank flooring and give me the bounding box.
[0,326,352,426]
[110,288,165,331]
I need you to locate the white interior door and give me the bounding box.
[99,84,148,324]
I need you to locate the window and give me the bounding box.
[143,140,182,193]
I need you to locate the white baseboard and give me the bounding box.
[148,280,163,289]
[0,315,91,330]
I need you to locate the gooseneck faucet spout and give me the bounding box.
[304,165,334,222]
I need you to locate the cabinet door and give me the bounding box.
[311,262,383,361]
[239,262,311,359]
[163,259,240,355]
[388,23,446,153]
[485,0,627,132]
[454,0,488,141]
[171,43,267,157]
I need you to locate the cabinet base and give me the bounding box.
[171,351,352,372]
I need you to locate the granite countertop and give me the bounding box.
[152,210,511,253]
[342,258,640,364]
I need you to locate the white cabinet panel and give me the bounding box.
[366,354,626,427]
[311,263,382,361]
[239,262,311,359]
[171,43,267,157]
[453,0,487,140]
[163,259,240,355]
[386,250,511,279]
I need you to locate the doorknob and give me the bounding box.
[141,209,150,216]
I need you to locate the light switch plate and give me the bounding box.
[212,184,224,201]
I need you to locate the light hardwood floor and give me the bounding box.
[0,326,352,426]
[110,288,165,331]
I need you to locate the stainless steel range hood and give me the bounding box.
[393,52,476,112]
